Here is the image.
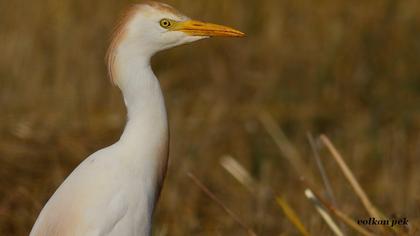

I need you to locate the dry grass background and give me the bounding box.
[0,0,420,235]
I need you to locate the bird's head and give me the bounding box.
[107,2,245,83]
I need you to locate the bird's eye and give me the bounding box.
[159,19,172,29]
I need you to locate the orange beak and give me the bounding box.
[172,20,245,37]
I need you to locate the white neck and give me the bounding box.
[117,60,168,145]
[115,50,168,152]
[112,47,169,231]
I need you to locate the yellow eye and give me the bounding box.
[159,19,172,29]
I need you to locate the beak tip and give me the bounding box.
[233,32,246,38]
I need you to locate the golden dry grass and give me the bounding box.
[0,0,420,235]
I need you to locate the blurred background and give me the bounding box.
[1,0,419,235]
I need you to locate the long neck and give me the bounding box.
[116,52,169,153]
[113,49,169,222]
[122,69,167,140]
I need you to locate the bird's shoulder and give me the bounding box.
[30,145,133,236]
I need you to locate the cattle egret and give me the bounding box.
[30,2,244,236]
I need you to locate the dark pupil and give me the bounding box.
[163,21,169,26]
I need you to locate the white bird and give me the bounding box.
[30,2,244,236]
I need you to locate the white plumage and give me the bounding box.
[30,2,244,236]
